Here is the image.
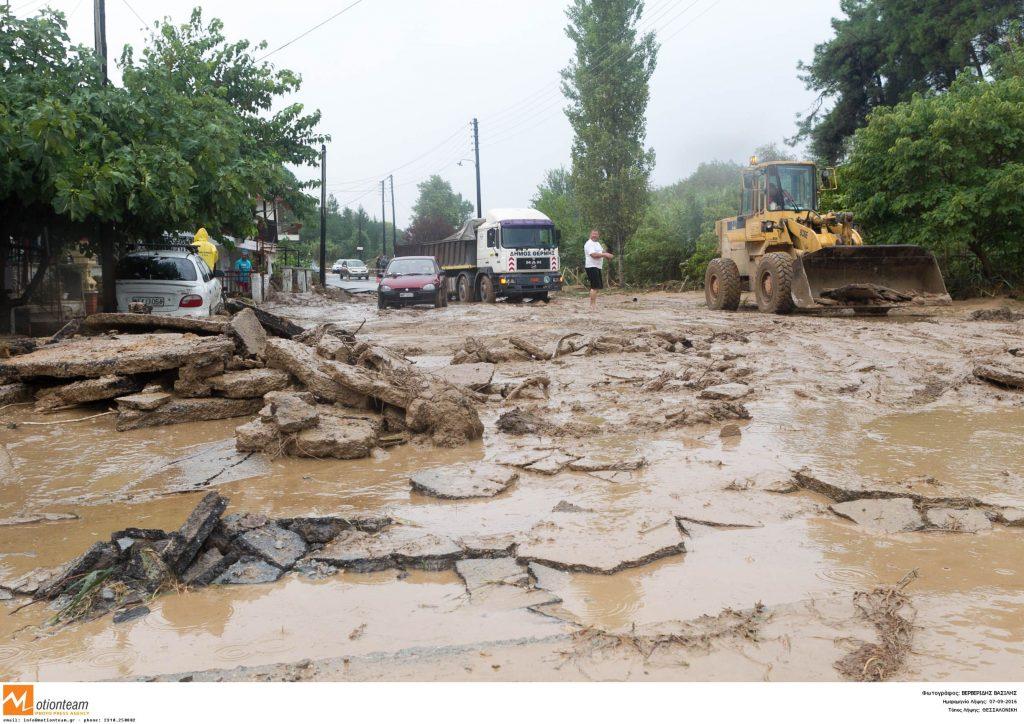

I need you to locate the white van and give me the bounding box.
[115,249,224,317]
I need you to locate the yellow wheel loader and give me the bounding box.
[705,159,949,314]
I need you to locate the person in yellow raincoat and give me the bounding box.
[193,228,218,271]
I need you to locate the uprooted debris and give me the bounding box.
[451,329,694,364]
[968,307,1024,322]
[0,302,484,452]
[820,283,912,305]
[791,470,1023,532]
[257,337,483,448]
[835,570,917,681]
[562,603,769,662]
[973,364,1024,390]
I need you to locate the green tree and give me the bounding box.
[409,175,474,231]
[840,72,1024,295]
[561,0,658,285]
[794,0,1023,162]
[0,7,326,324]
[531,167,587,271]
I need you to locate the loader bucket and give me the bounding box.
[790,245,949,309]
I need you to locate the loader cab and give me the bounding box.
[740,162,818,218]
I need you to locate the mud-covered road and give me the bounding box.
[2,290,1022,682]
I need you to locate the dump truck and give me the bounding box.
[705,159,949,314]
[404,208,562,303]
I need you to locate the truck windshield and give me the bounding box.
[766,165,816,211]
[501,225,554,249]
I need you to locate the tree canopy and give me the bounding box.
[839,68,1024,295]
[405,175,473,244]
[793,0,1024,162]
[561,0,658,284]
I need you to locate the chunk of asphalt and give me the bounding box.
[112,606,151,624]
[161,492,228,574]
[235,524,307,569]
[410,463,518,500]
[214,557,284,585]
[830,498,924,533]
[455,558,529,592]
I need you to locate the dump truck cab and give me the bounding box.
[706,158,947,314]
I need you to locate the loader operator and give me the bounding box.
[767,181,795,211]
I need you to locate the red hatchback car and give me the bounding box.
[377,256,448,309]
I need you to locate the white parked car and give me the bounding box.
[334,258,369,279]
[116,249,224,317]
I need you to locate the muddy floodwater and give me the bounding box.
[2,290,1022,682]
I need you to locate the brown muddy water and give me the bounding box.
[1,291,1022,681]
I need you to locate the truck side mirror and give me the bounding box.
[554,229,562,244]
[820,167,838,191]
[486,228,496,248]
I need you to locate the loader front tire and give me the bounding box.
[705,258,741,311]
[755,253,795,314]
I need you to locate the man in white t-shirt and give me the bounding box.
[583,229,613,310]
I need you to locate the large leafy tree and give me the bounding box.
[531,168,587,270]
[840,69,1024,295]
[561,0,657,285]
[794,0,1024,163]
[409,175,473,229]
[0,7,326,322]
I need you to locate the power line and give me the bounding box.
[118,0,146,29]
[257,0,367,62]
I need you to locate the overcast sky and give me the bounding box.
[18,0,842,226]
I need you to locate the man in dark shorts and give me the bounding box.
[583,229,614,310]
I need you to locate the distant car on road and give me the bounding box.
[377,256,447,310]
[116,248,224,317]
[334,258,369,279]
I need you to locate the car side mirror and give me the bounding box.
[486,228,496,248]
[212,269,225,278]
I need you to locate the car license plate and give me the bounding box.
[399,292,414,298]
[132,297,164,306]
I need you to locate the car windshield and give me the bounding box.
[501,225,554,249]
[347,260,364,266]
[766,164,816,211]
[386,259,435,276]
[116,255,197,281]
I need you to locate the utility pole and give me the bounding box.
[380,180,386,257]
[319,144,327,288]
[472,117,482,218]
[94,0,116,311]
[93,0,108,82]
[389,175,397,256]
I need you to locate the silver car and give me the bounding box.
[337,259,369,279]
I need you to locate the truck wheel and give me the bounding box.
[705,258,741,311]
[754,253,795,314]
[457,274,472,303]
[479,275,496,304]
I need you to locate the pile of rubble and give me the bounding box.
[0,304,483,452]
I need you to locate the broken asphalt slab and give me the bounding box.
[235,523,307,569]
[0,334,235,380]
[311,526,465,572]
[830,498,923,533]
[410,463,519,500]
[516,512,685,574]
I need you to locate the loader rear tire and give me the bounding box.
[705,258,741,311]
[755,253,795,314]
